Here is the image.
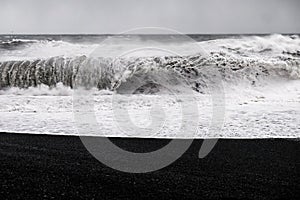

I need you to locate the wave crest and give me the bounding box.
[0,52,299,94]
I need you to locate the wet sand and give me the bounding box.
[0,133,299,199]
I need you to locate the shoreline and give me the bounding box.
[2,130,300,139]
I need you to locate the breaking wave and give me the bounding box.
[0,34,299,94]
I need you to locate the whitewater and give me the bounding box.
[0,34,299,138]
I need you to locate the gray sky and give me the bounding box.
[0,0,299,34]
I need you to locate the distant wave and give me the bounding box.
[0,39,39,50]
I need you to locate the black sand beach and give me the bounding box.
[0,133,299,199]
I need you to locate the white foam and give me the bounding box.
[0,83,73,96]
[0,80,299,138]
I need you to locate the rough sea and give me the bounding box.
[0,34,299,138]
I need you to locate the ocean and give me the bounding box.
[0,34,299,138]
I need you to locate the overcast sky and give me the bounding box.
[0,0,299,34]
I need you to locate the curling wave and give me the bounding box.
[0,34,299,94]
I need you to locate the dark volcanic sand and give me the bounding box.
[0,133,299,200]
